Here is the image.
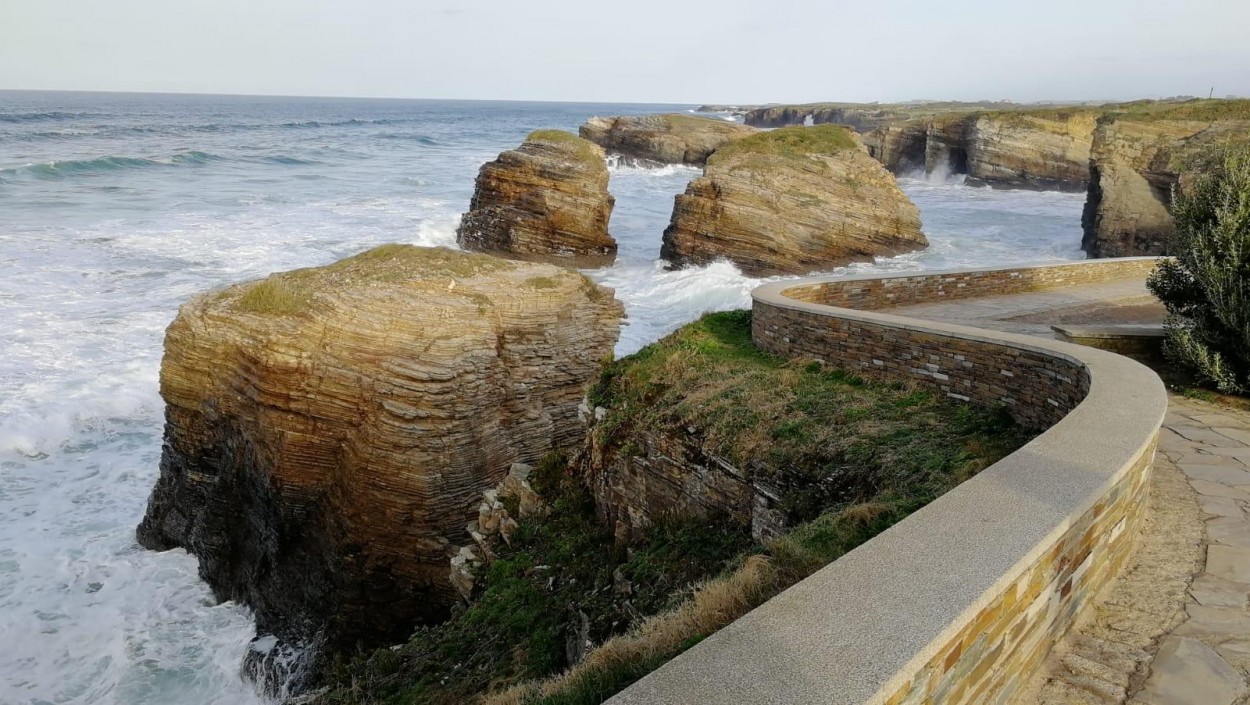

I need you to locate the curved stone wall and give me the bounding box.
[608,259,1167,705]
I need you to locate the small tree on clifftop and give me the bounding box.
[1147,146,1250,393]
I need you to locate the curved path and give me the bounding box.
[882,270,1250,704]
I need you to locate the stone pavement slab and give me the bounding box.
[1134,636,1246,705]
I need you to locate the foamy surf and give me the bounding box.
[0,92,1087,705]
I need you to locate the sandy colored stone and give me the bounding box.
[963,111,1097,191]
[1181,464,1250,486]
[137,245,623,673]
[457,130,617,264]
[1199,494,1247,518]
[1191,480,1250,500]
[1188,574,1250,608]
[578,113,757,166]
[661,125,927,276]
[1206,545,1250,583]
[1135,636,1245,705]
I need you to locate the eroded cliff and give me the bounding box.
[136,244,623,684]
[1081,101,1250,257]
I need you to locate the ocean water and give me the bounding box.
[0,91,1086,705]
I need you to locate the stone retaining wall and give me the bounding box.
[608,260,1168,705]
[784,256,1158,311]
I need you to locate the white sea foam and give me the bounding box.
[0,94,1087,705]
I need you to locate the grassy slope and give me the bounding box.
[315,311,1033,705]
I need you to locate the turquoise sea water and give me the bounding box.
[0,91,1087,704]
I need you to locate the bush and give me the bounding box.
[1147,146,1250,393]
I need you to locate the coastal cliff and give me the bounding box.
[578,113,757,166]
[1081,101,1250,257]
[136,245,622,684]
[660,125,926,276]
[747,101,1097,190]
[457,130,617,265]
[964,111,1097,191]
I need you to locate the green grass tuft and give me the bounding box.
[708,124,858,168]
[526,130,603,163]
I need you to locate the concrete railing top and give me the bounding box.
[609,259,1168,705]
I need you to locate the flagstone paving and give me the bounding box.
[885,279,1249,704]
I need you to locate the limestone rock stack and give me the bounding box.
[578,113,758,166]
[1082,105,1250,257]
[457,130,616,265]
[660,125,927,276]
[136,245,623,670]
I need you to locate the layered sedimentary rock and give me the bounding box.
[964,112,1096,191]
[457,130,616,265]
[1082,107,1250,257]
[577,113,757,167]
[661,125,927,276]
[136,245,623,680]
[744,104,931,131]
[862,119,929,173]
[577,402,787,546]
[923,114,974,177]
[750,103,1096,190]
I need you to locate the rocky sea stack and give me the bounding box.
[578,113,758,166]
[661,125,927,276]
[135,244,622,684]
[457,130,617,265]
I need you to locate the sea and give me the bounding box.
[0,91,1087,705]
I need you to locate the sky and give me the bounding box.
[2,0,1249,104]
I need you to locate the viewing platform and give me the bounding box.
[610,258,1249,705]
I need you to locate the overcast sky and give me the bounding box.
[3,0,1248,104]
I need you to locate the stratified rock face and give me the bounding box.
[964,112,1096,191]
[660,125,927,277]
[578,411,787,546]
[577,113,757,167]
[1082,114,1250,257]
[862,119,929,174]
[136,245,623,674]
[924,115,973,177]
[457,130,616,265]
[744,104,928,131]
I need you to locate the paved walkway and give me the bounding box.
[884,277,1250,704]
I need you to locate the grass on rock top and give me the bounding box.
[223,244,563,316]
[707,124,859,171]
[588,310,1028,524]
[525,130,604,164]
[315,311,1033,705]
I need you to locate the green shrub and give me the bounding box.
[1147,146,1250,393]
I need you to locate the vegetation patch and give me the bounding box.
[315,311,1032,705]
[1105,98,1250,123]
[526,130,603,164]
[708,124,858,168]
[225,244,520,316]
[1148,145,1250,393]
